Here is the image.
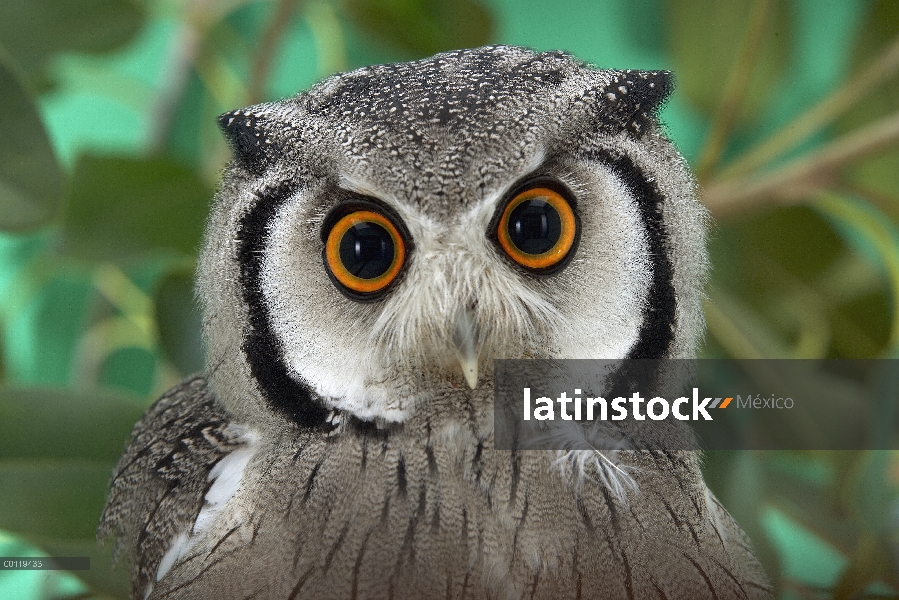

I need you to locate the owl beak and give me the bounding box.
[459,355,479,390]
[453,308,479,389]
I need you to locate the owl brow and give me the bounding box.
[334,174,386,199]
[330,176,423,222]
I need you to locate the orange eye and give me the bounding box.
[496,185,578,272]
[324,210,406,297]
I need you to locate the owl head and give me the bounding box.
[197,45,707,432]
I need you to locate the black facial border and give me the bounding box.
[582,149,678,359]
[237,182,331,429]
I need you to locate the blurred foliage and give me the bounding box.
[0,53,64,232]
[342,0,494,56]
[0,0,897,598]
[62,155,212,261]
[0,0,145,90]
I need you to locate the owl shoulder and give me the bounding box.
[97,375,241,596]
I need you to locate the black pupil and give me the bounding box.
[507,198,562,255]
[338,221,395,279]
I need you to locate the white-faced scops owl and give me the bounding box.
[99,45,773,600]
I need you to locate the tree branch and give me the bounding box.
[717,33,899,181]
[695,0,773,181]
[704,110,899,220]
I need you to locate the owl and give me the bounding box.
[99,46,772,599]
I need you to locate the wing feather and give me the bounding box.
[98,375,239,597]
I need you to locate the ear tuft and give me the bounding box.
[602,70,673,136]
[218,109,281,173]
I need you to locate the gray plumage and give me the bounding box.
[99,46,772,599]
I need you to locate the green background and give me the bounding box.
[1,0,898,597]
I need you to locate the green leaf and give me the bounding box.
[0,53,65,231]
[761,505,848,589]
[832,534,894,600]
[840,0,899,217]
[99,347,157,398]
[0,460,113,540]
[61,155,213,262]
[813,194,899,354]
[0,386,145,462]
[155,271,205,377]
[341,0,495,58]
[765,461,857,553]
[0,0,145,85]
[6,272,95,385]
[847,451,896,536]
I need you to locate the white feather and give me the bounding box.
[154,425,259,585]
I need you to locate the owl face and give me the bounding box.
[199,46,707,429]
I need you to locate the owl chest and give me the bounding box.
[154,435,623,599]
[152,434,755,600]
